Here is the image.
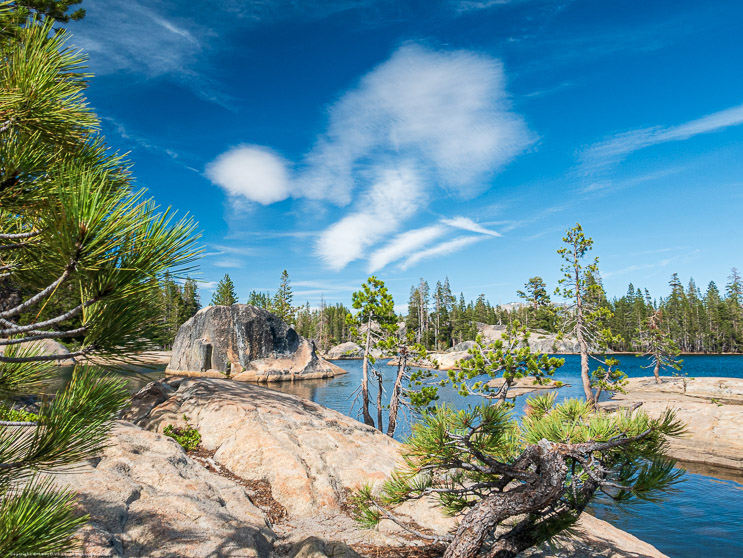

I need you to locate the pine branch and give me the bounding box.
[0,326,87,345]
[0,264,74,319]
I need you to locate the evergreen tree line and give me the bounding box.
[206,265,742,355]
[150,273,201,349]
[401,268,743,354]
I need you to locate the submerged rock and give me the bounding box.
[167,305,346,382]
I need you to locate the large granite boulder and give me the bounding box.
[167,305,346,382]
[324,342,382,360]
[324,342,364,359]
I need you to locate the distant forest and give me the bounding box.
[245,268,743,355]
[140,267,743,354]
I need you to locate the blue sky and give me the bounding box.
[69,0,743,311]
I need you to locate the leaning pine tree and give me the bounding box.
[0,6,199,555]
[353,323,685,558]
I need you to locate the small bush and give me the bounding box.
[0,407,39,422]
[163,415,201,451]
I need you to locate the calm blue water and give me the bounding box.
[55,354,743,557]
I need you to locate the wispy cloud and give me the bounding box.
[207,44,532,271]
[450,0,511,13]
[401,236,485,270]
[368,226,447,273]
[316,166,423,270]
[203,244,257,258]
[581,102,743,174]
[441,216,501,236]
[212,258,243,269]
[579,164,690,194]
[70,1,234,107]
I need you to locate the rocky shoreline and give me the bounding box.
[601,376,743,477]
[54,377,669,557]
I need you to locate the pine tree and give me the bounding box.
[0,8,198,554]
[556,224,620,402]
[246,290,271,309]
[516,276,553,330]
[348,277,396,429]
[637,309,682,383]
[211,274,238,306]
[353,335,684,558]
[273,269,294,323]
[181,277,201,321]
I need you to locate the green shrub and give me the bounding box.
[163,416,201,451]
[0,407,39,422]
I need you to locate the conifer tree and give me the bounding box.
[246,290,271,310]
[210,274,237,306]
[273,269,294,323]
[348,277,395,428]
[556,224,618,402]
[353,327,685,558]
[0,7,199,554]
[637,309,682,383]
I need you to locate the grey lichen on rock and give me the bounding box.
[167,304,346,382]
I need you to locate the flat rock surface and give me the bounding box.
[116,378,668,558]
[523,513,668,558]
[602,376,743,473]
[57,422,274,558]
[139,379,403,519]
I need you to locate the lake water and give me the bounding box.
[270,355,743,558]
[56,354,743,556]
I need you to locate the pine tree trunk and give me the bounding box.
[442,446,566,558]
[654,360,661,383]
[574,256,593,402]
[386,352,407,437]
[361,317,375,427]
[377,371,384,432]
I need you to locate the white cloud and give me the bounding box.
[315,167,422,270]
[367,225,447,272]
[441,216,501,236]
[401,236,485,270]
[208,44,531,270]
[71,2,201,78]
[581,102,743,174]
[294,44,533,204]
[212,258,243,268]
[205,145,292,205]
